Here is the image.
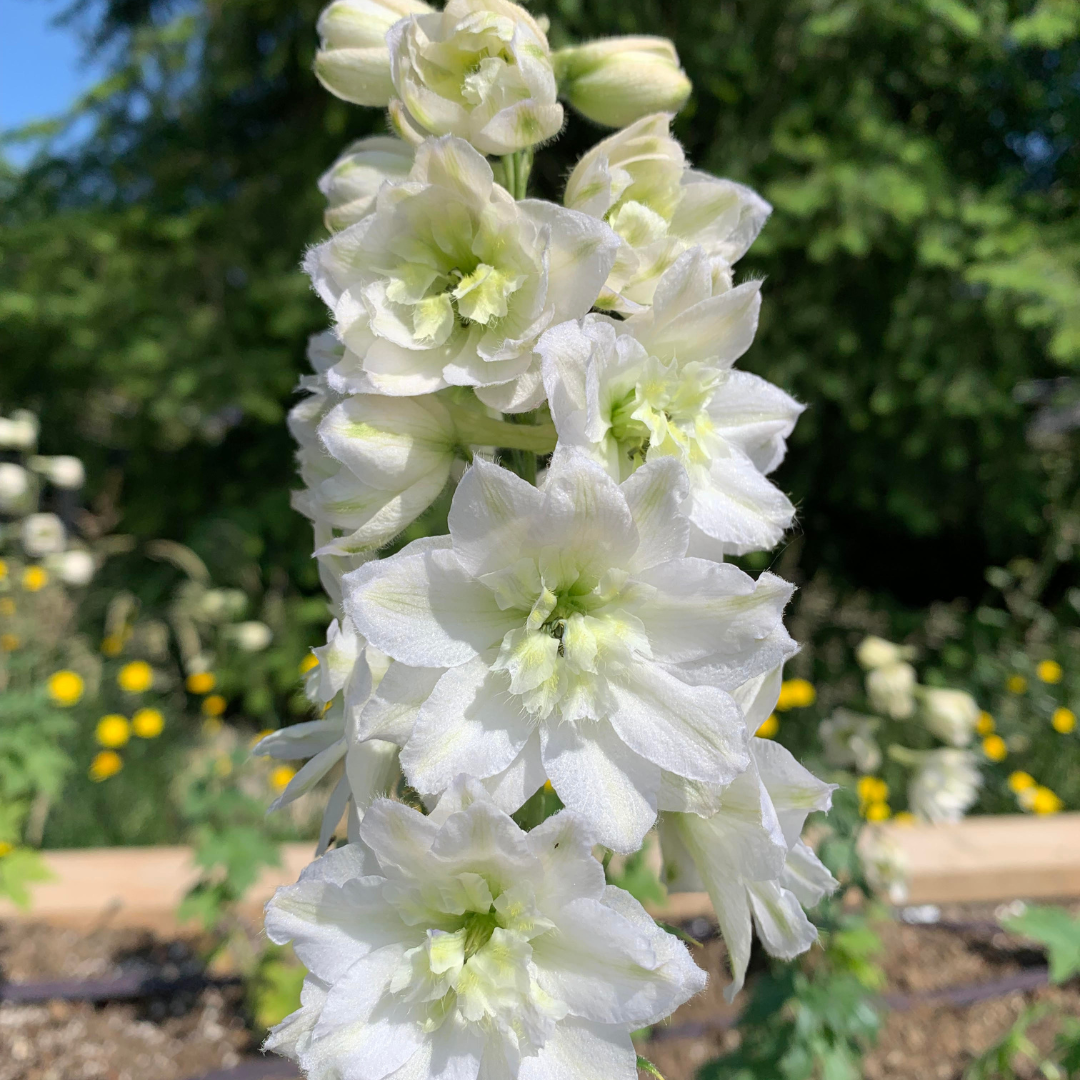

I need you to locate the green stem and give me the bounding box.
[444,401,557,454]
[499,149,534,199]
[886,744,925,767]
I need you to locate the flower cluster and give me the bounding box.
[260,4,837,1077]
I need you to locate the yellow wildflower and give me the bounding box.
[22,566,48,591]
[1008,771,1036,794]
[132,708,165,739]
[776,679,816,711]
[202,693,227,717]
[89,750,123,781]
[0,633,20,651]
[47,669,84,706]
[892,811,916,826]
[96,714,131,748]
[755,714,780,739]
[864,802,891,822]
[976,711,995,736]
[1031,786,1064,815]
[270,764,296,792]
[0,841,13,858]
[857,776,889,804]
[982,734,1007,762]
[1006,674,1027,695]
[0,559,7,581]
[1051,707,1076,735]
[117,660,154,693]
[1036,659,1063,685]
[186,671,216,694]
[299,653,319,676]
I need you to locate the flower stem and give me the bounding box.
[444,401,557,454]
[499,149,534,199]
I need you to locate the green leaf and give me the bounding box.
[1002,906,1080,984]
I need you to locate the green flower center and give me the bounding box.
[461,908,500,958]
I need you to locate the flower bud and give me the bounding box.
[229,620,274,652]
[554,37,691,129]
[0,410,39,450]
[0,462,31,511]
[48,548,96,587]
[314,0,433,106]
[319,136,415,232]
[22,512,66,557]
[29,454,85,489]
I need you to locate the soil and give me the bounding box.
[2,902,1078,1080]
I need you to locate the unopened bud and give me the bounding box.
[554,37,691,129]
[320,136,415,232]
[314,0,432,106]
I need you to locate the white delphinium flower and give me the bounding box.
[563,113,771,311]
[865,660,917,720]
[0,462,31,512]
[263,777,705,1080]
[855,635,914,671]
[29,454,85,489]
[554,37,691,129]
[21,512,66,557]
[314,0,434,107]
[48,548,96,587]
[539,249,802,556]
[305,137,619,412]
[386,0,563,156]
[320,135,416,232]
[918,687,980,748]
[860,830,910,905]
[347,449,795,852]
[818,708,882,774]
[659,667,837,999]
[254,617,397,852]
[0,410,39,450]
[908,748,981,824]
[229,621,274,652]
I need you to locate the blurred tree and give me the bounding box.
[2,0,1079,606]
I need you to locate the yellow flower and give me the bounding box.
[1031,786,1064,815]
[186,671,216,694]
[1008,770,1036,794]
[251,728,274,748]
[776,678,816,711]
[893,811,916,826]
[299,652,319,676]
[270,764,296,792]
[96,714,131,748]
[982,734,1007,762]
[1051,707,1076,735]
[89,750,123,781]
[0,633,20,651]
[857,776,888,804]
[0,597,14,616]
[864,801,891,822]
[47,669,84,707]
[101,634,125,657]
[202,693,227,717]
[0,558,7,581]
[117,660,154,693]
[132,708,165,739]
[755,714,780,738]
[214,755,234,778]
[1006,674,1027,695]
[976,711,995,736]
[0,840,13,858]
[1036,659,1063,685]
[22,565,48,592]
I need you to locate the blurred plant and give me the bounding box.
[1000,904,1080,985]
[964,1006,1080,1080]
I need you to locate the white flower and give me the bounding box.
[263,777,705,1080]
[346,449,795,852]
[29,455,85,489]
[659,667,837,999]
[320,136,416,232]
[305,136,619,413]
[866,661,917,720]
[540,250,802,557]
[314,0,434,107]
[0,462,31,511]
[918,687,980,748]
[0,410,39,450]
[21,512,66,557]
[230,621,274,652]
[855,635,914,671]
[818,708,882,774]
[554,37,691,129]
[563,114,771,311]
[255,617,397,852]
[860,830,910,905]
[908,748,980,824]
[48,548,96,587]
[387,0,563,156]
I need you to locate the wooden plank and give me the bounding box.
[1,813,1077,927]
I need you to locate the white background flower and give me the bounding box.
[264,778,705,1080]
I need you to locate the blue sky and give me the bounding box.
[1,0,104,132]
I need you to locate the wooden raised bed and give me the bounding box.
[1,812,1077,926]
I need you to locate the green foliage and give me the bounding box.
[962,1004,1080,1080]
[249,945,307,1034]
[1001,905,1080,983]
[0,847,54,909]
